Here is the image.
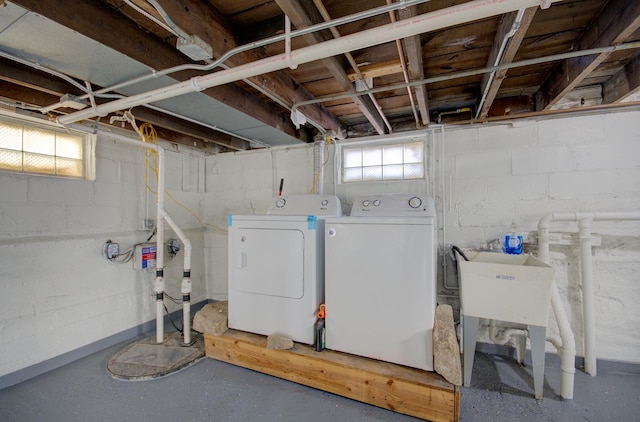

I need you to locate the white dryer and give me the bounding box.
[227,194,342,345]
[324,193,437,371]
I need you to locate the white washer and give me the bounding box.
[227,194,342,345]
[324,193,437,371]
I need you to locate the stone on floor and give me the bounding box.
[193,301,228,336]
[267,334,294,350]
[433,304,462,386]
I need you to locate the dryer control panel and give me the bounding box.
[350,193,435,217]
[267,194,343,216]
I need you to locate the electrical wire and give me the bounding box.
[136,120,228,232]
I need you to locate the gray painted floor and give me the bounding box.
[1,333,639,421]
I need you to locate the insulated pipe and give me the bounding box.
[161,209,193,345]
[57,0,560,126]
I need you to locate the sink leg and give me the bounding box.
[516,334,526,365]
[462,315,479,386]
[529,325,546,399]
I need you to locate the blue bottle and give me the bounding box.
[504,223,523,255]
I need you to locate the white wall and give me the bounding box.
[0,131,208,378]
[204,109,640,363]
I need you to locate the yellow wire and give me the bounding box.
[138,121,227,233]
[309,136,332,194]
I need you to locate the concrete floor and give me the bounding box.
[1,333,639,421]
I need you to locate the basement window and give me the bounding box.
[341,138,425,183]
[0,115,95,179]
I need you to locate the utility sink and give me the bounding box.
[456,251,556,399]
[456,251,555,327]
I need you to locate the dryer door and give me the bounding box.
[231,228,304,299]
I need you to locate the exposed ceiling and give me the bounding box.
[1,0,639,153]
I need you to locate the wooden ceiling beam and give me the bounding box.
[603,52,640,104]
[398,5,430,126]
[10,0,300,141]
[477,7,537,118]
[535,0,640,111]
[0,62,249,151]
[153,0,345,138]
[275,0,387,135]
[0,80,226,151]
[346,60,403,82]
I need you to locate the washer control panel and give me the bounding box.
[267,194,343,216]
[350,193,435,217]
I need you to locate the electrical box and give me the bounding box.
[134,243,157,270]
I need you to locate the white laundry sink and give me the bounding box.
[457,251,555,327]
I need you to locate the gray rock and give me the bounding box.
[266,334,294,350]
[433,304,462,386]
[193,301,228,336]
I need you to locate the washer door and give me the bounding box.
[231,228,304,299]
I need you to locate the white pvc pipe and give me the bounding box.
[160,209,193,344]
[538,211,640,394]
[550,284,576,399]
[66,124,173,344]
[57,0,559,126]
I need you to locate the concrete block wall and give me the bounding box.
[436,110,640,364]
[205,109,640,364]
[0,132,208,379]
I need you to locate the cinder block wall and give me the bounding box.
[205,109,640,363]
[0,132,208,379]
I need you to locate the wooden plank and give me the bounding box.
[603,53,640,103]
[346,59,403,82]
[205,330,459,422]
[275,0,386,135]
[536,0,640,110]
[399,5,430,126]
[477,7,537,118]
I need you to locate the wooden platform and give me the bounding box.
[205,330,459,422]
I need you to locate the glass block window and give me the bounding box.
[0,115,91,178]
[342,139,425,183]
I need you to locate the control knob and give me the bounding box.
[408,196,422,208]
[276,198,286,208]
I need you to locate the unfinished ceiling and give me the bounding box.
[0,0,639,152]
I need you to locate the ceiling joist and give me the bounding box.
[536,0,640,110]
[9,0,303,144]
[398,5,430,126]
[275,0,387,135]
[478,7,537,118]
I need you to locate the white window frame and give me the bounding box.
[337,133,427,184]
[0,113,96,180]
